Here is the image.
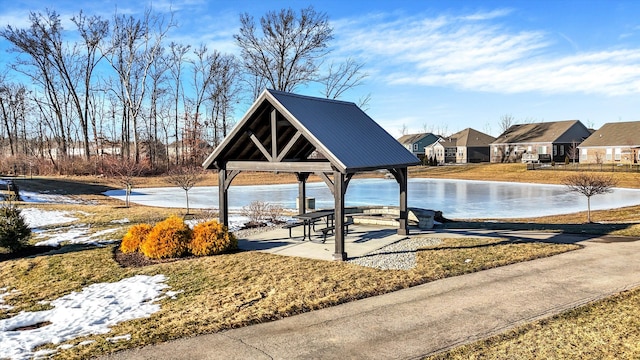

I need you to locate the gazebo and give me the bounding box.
[202,89,420,260]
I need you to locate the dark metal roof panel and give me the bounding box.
[268,90,419,171]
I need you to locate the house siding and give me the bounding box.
[580,146,640,164]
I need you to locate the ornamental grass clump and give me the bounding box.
[120,223,152,253]
[189,220,237,256]
[140,215,191,259]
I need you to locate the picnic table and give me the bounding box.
[293,209,335,241]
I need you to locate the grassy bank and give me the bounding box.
[3,164,639,358]
[0,232,577,358]
[428,286,640,359]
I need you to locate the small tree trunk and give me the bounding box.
[587,196,591,223]
[185,190,190,214]
[126,184,132,208]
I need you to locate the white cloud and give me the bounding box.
[334,9,640,96]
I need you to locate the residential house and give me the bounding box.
[450,128,496,163]
[425,128,495,164]
[490,120,591,163]
[578,121,640,164]
[397,133,440,160]
[425,137,445,164]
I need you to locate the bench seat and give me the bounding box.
[315,220,354,243]
[283,221,304,237]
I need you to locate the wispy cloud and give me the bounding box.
[334,9,640,96]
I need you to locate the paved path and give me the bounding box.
[100,231,640,360]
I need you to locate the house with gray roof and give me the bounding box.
[397,133,440,159]
[578,121,640,164]
[490,120,591,163]
[425,128,495,164]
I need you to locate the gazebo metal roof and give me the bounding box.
[203,89,420,260]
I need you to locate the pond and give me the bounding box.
[104,178,640,219]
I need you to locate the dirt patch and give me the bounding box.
[112,247,190,268]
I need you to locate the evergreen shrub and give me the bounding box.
[0,204,31,252]
[120,223,152,253]
[189,220,237,256]
[140,215,191,259]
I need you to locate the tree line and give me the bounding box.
[0,6,367,176]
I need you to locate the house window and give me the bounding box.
[414,144,418,151]
[553,145,557,156]
[560,145,565,156]
[606,148,612,161]
[615,148,622,161]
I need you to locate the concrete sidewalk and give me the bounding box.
[100,231,640,359]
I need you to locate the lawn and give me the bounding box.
[0,225,577,358]
[427,286,640,359]
[2,163,639,358]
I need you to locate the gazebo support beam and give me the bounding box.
[389,168,410,235]
[218,169,240,228]
[333,171,347,261]
[296,172,310,215]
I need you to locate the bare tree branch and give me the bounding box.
[234,6,333,95]
[564,173,616,223]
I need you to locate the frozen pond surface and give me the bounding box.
[104,178,640,219]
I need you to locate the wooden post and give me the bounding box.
[397,167,409,235]
[333,172,347,261]
[218,169,228,227]
[296,172,309,215]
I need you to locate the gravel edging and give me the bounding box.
[348,237,443,270]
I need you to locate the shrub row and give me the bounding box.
[121,215,237,259]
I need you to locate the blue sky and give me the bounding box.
[1,0,640,137]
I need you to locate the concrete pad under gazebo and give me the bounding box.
[203,89,420,260]
[237,224,409,262]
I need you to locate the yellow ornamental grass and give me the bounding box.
[120,223,152,253]
[189,220,237,256]
[140,215,192,259]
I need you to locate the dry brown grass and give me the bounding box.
[0,237,577,359]
[411,163,640,189]
[428,286,640,359]
[3,166,638,358]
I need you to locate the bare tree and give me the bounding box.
[103,155,148,207]
[101,8,174,163]
[166,165,203,214]
[167,42,191,165]
[357,93,371,111]
[234,6,333,94]
[399,123,408,136]
[71,11,109,159]
[186,44,221,164]
[209,53,241,146]
[499,114,515,134]
[0,83,24,156]
[321,57,368,100]
[567,140,579,165]
[1,10,70,157]
[564,173,616,223]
